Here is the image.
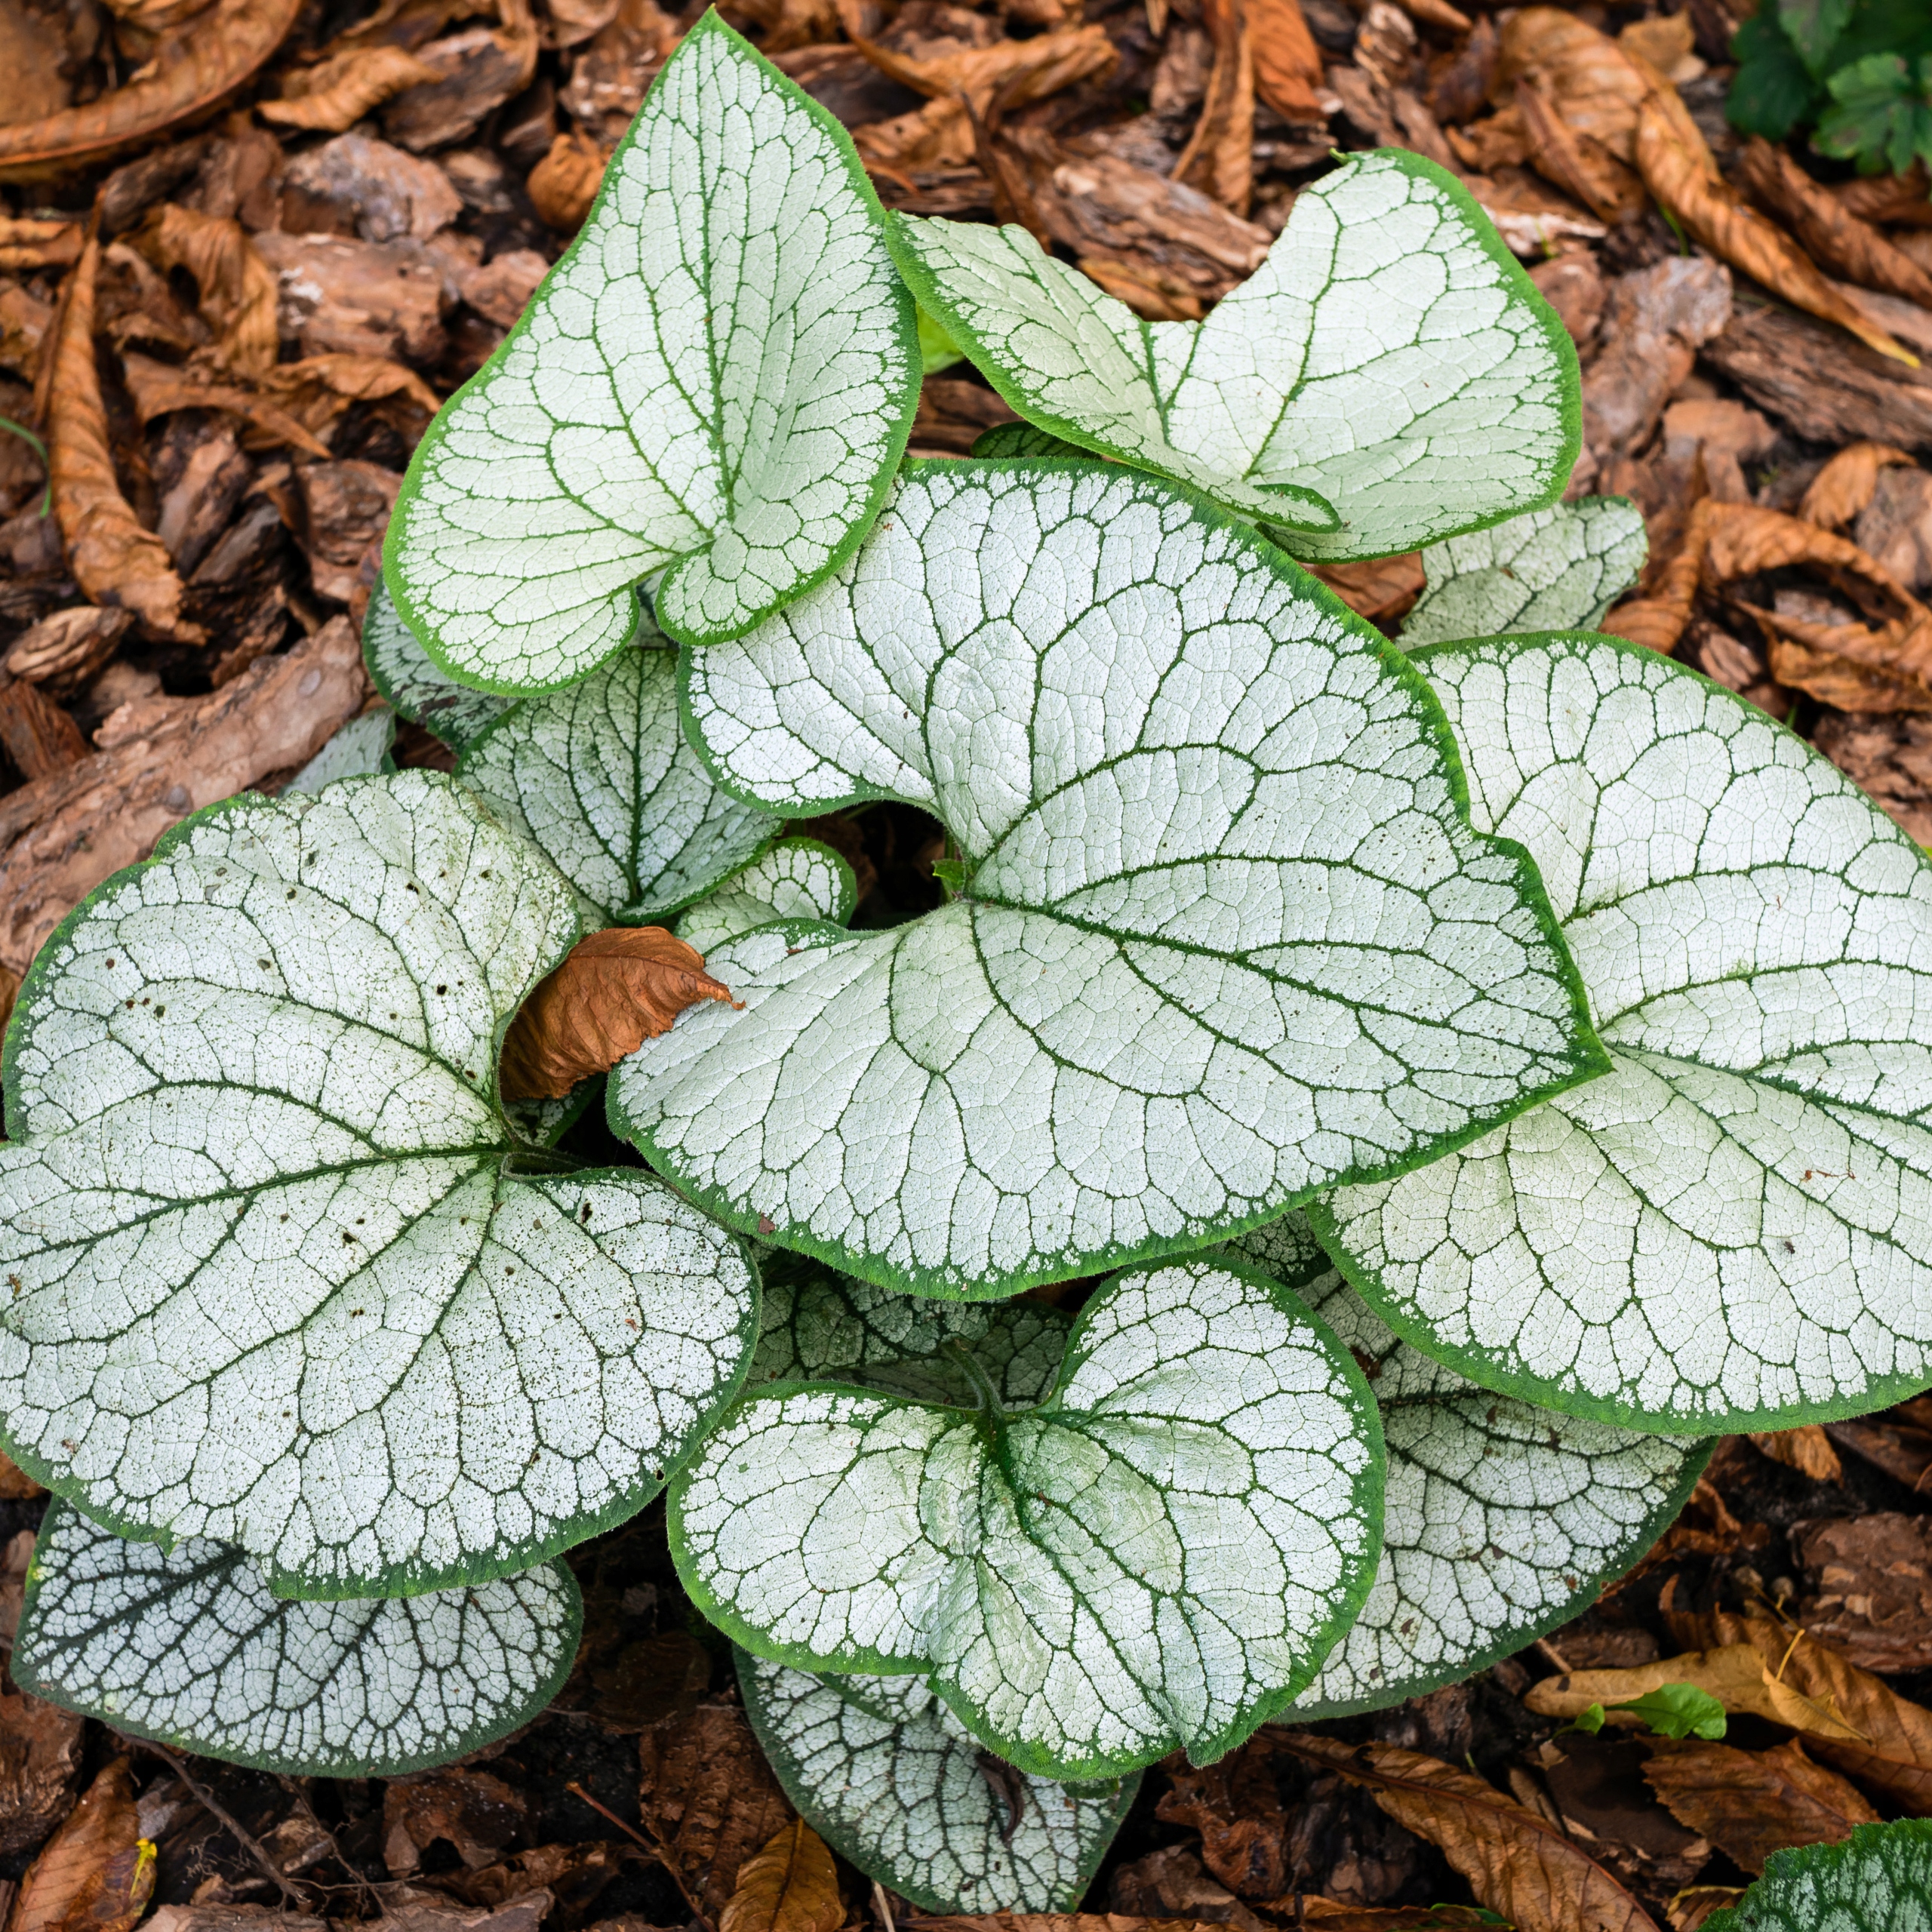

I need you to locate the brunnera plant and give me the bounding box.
[5,13,1932,1914]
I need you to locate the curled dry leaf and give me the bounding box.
[1512,76,1644,224]
[640,1702,796,1919]
[8,1758,155,1932]
[528,127,608,230]
[1172,0,1253,217]
[260,45,445,131]
[1642,1738,1878,1875]
[1311,553,1426,625]
[3,608,135,699]
[97,0,219,32]
[1735,138,1932,313]
[718,1821,843,1932]
[119,351,333,457]
[1746,1426,1844,1484]
[1245,0,1322,122]
[1496,8,1650,163]
[48,242,202,645]
[0,681,89,783]
[140,204,278,376]
[0,219,82,274]
[1800,442,1916,529]
[1273,1734,1663,1932]
[0,0,303,179]
[1633,101,1915,367]
[499,927,740,1101]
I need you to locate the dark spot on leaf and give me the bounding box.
[104,958,115,968]
[757,1216,774,1234]
[436,985,448,995]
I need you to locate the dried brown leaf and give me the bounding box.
[99,0,217,32]
[1310,552,1426,624]
[1642,1737,1876,1875]
[1633,102,1914,365]
[640,1702,795,1920]
[48,242,202,645]
[1173,0,1254,217]
[719,1823,841,1932]
[0,1532,80,1862]
[1246,0,1322,121]
[262,352,442,430]
[1745,1424,1842,1483]
[1800,441,1915,529]
[261,46,445,130]
[385,1770,526,1876]
[500,927,738,1100]
[140,205,278,375]
[0,220,82,275]
[1512,76,1645,224]
[0,680,88,783]
[6,1759,155,1932]
[528,128,608,230]
[1828,1409,1932,1490]
[1795,1515,1932,1673]
[1155,1735,1289,1898]
[0,1453,43,1500]
[1833,162,1932,229]
[1668,1891,1746,1932]
[0,0,301,180]
[1272,1734,1662,1932]
[847,22,1117,113]
[1736,137,1932,311]
[118,352,333,457]
[1497,7,1650,163]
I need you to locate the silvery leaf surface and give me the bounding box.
[1229,1211,1708,1716]
[611,460,1604,1300]
[737,1647,1137,1913]
[14,1499,580,1775]
[678,839,857,952]
[459,636,779,925]
[1700,1822,1932,1932]
[285,710,398,795]
[749,1247,1069,1407]
[890,151,1578,562]
[1318,632,1932,1432]
[0,771,759,1597]
[1398,498,1648,649]
[385,11,920,689]
[362,578,513,757]
[669,1255,1384,1780]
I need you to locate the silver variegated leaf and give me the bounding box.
[670,1256,1384,1780]
[613,461,1603,1299]
[386,13,920,688]
[737,1647,1137,1914]
[1398,498,1647,648]
[285,709,397,795]
[361,578,512,757]
[1701,1822,1932,1932]
[0,771,759,1597]
[889,151,1578,561]
[678,839,857,952]
[14,1500,580,1775]
[459,635,778,925]
[1319,633,1932,1432]
[1229,1213,1708,1715]
[750,1248,1068,1406]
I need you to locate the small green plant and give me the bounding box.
[5,13,1932,1915]
[1729,0,1932,177]
[1561,1683,1727,1741]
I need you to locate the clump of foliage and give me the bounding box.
[5,11,1932,1915]
[1729,0,1932,176]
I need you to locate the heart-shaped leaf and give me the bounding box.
[613,460,1604,1298]
[1318,632,1932,1432]
[363,578,512,758]
[0,771,759,1596]
[1229,1212,1709,1718]
[1701,1821,1932,1932]
[669,1255,1384,1780]
[679,840,857,952]
[14,1499,580,1775]
[749,1247,1069,1407]
[460,634,778,926]
[737,1647,1138,1914]
[889,152,1579,563]
[385,11,920,690]
[287,709,398,795]
[1398,498,1648,649]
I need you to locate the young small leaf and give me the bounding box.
[500,926,741,1100]
[749,1248,1069,1408]
[1611,1682,1727,1740]
[386,11,920,689]
[459,635,780,926]
[670,1256,1385,1780]
[678,841,858,952]
[889,152,1580,562]
[1398,499,1647,648]
[1816,54,1932,179]
[1777,0,1853,74]
[1700,1820,1932,1932]
[14,1499,581,1776]
[616,462,1605,1299]
[0,771,759,1596]
[285,708,397,794]
[362,577,512,757]
[1232,1214,1709,1718]
[737,1649,1138,1914]
[1319,632,1932,1432]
